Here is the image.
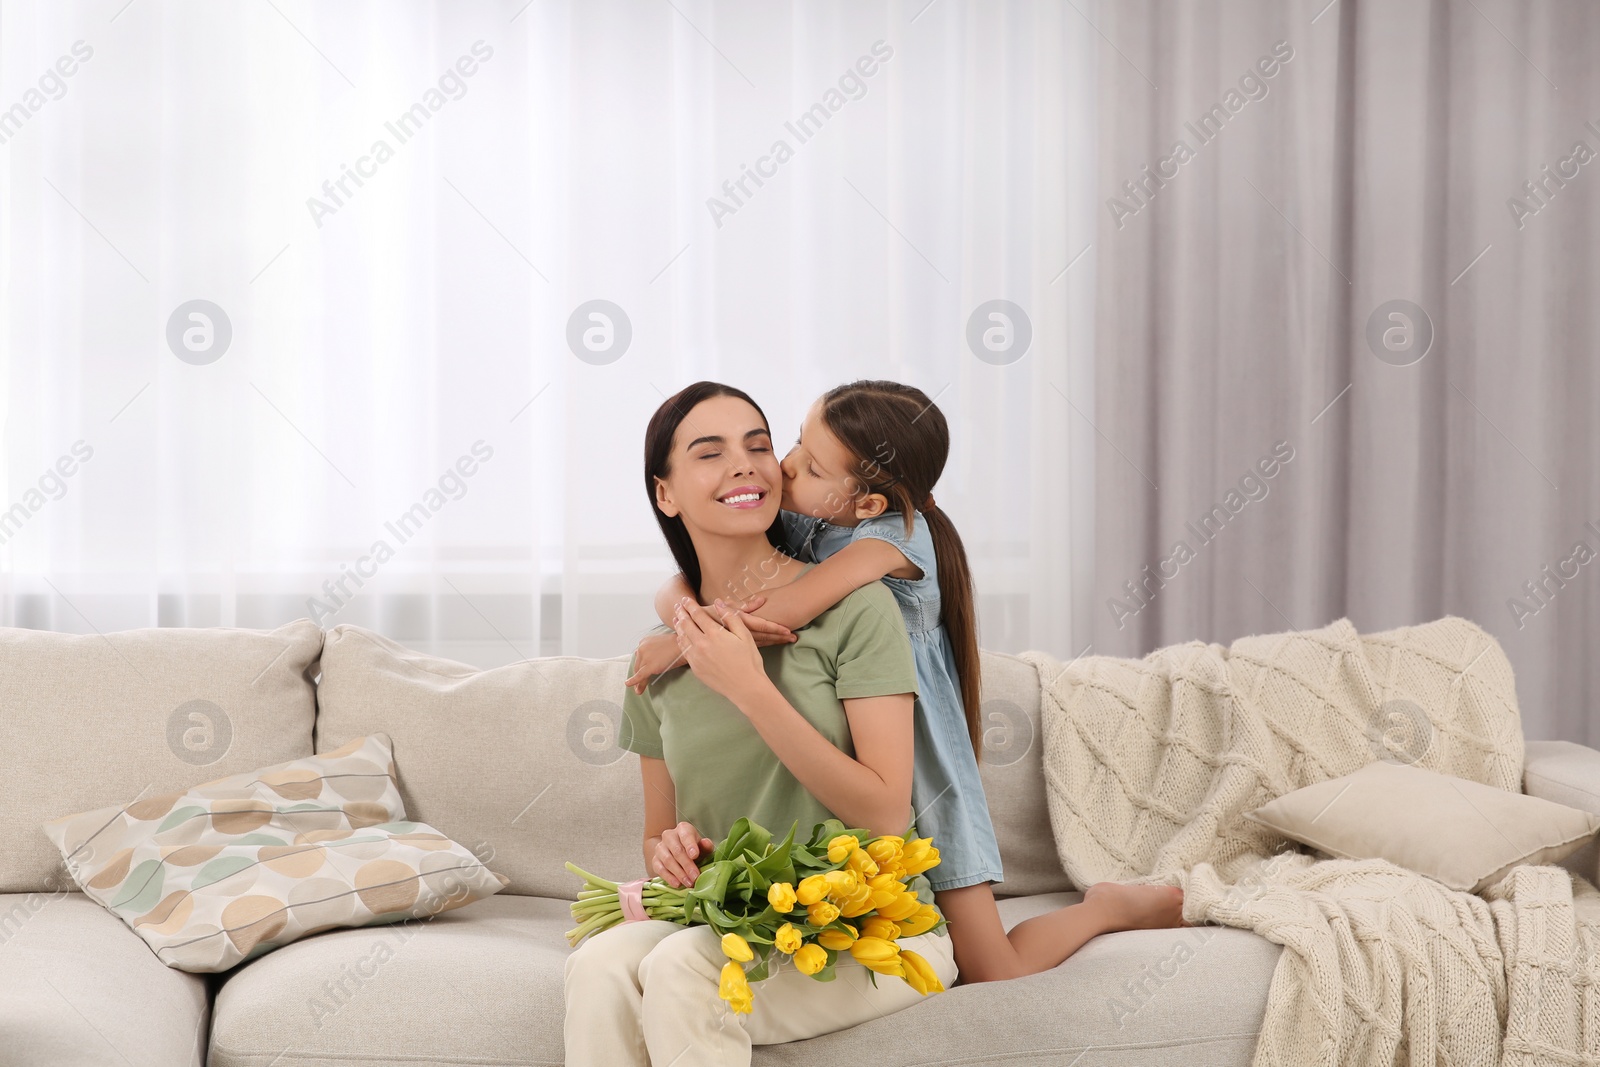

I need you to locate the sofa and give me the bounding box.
[2,617,1596,1067]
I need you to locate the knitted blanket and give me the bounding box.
[1021,617,1600,1066]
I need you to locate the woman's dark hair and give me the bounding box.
[643,381,787,598]
[817,380,985,760]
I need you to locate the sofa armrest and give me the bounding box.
[1523,740,1600,886]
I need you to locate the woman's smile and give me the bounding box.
[717,485,769,510]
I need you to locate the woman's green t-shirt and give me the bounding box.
[619,572,919,844]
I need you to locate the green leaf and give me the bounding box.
[716,818,773,865]
[741,822,772,855]
[751,826,797,882]
[805,819,847,850]
[691,859,736,902]
[739,856,771,896]
[714,818,752,863]
[700,898,737,932]
[741,904,780,931]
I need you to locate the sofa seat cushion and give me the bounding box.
[0,891,209,1067]
[752,892,1281,1067]
[209,893,571,1067]
[209,891,1280,1067]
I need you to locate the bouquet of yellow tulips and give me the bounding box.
[565,817,947,1013]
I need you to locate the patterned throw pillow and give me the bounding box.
[42,734,508,972]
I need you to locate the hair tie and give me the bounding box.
[922,494,936,512]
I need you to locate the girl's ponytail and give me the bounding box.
[920,502,984,760]
[819,381,985,761]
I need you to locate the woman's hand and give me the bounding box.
[722,594,798,648]
[624,632,686,694]
[652,821,716,887]
[672,597,770,707]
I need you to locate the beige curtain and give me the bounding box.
[1092,0,1599,744]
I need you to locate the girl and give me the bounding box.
[625,379,1186,984]
[564,381,954,1066]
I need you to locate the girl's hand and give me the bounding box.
[653,821,716,887]
[688,594,797,649]
[624,632,686,695]
[672,597,769,707]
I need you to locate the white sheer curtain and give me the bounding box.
[0,0,1097,666]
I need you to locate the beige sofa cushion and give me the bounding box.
[977,651,1074,896]
[1,618,323,893]
[1247,760,1600,892]
[313,624,645,899]
[208,891,1280,1067]
[43,734,509,972]
[1523,739,1600,886]
[0,891,210,1067]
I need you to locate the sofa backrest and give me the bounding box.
[973,651,1073,897]
[0,619,323,893]
[314,623,645,899]
[313,624,1072,900]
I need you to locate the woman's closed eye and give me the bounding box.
[698,446,771,459]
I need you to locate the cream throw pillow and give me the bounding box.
[1246,760,1600,892]
[43,734,509,972]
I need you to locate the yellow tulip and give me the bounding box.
[719,960,753,1009]
[720,932,754,962]
[848,936,903,975]
[827,834,859,863]
[767,882,797,913]
[838,886,876,918]
[774,922,802,954]
[846,848,879,878]
[866,836,904,868]
[806,900,841,926]
[794,943,828,975]
[896,904,940,936]
[900,949,945,995]
[901,837,941,876]
[823,869,858,898]
[878,892,923,921]
[869,883,906,910]
[816,927,856,950]
[727,990,753,1014]
[848,935,898,962]
[860,916,901,941]
[796,874,829,906]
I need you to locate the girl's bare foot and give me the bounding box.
[1082,881,1188,931]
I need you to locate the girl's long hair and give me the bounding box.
[817,380,984,760]
[643,381,788,598]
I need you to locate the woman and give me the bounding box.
[563,381,951,1065]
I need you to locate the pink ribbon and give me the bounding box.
[618,878,649,922]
